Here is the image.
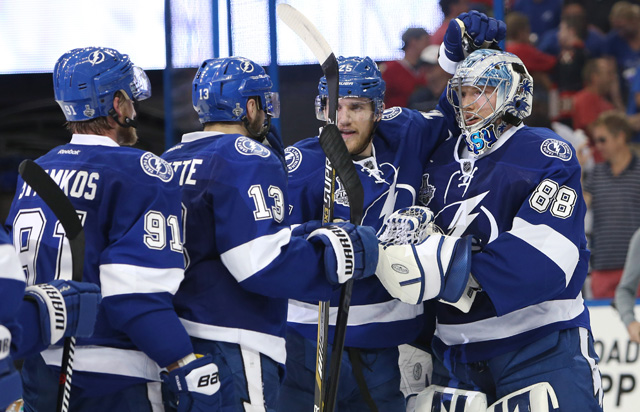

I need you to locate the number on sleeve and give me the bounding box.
[248,184,285,222]
[143,210,184,252]
[529,179,577,219]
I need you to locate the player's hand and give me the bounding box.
[24,279,101,345]
[307,222,379,284]
[163,354,221,411]
[443,11,505,63]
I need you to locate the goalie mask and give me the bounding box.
[53,47,151,122]
[447,49,533,156]
[192,56,280,139]
[315,56,385,121]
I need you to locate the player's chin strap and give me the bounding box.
[414,382,560,412]
[108,108,139,129]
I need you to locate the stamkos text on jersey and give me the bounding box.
[19,169,99,200]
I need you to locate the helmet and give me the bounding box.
[447,49,533,156]
[53,47,151,122]
[192,56,280,124]
[316,56,385,121]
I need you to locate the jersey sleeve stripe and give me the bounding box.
[287,298,423,326]
[435,294,586,345]
[99,264,184,297]
[508,217,579,286]
[220,228,291,283]
[0,244,25,282]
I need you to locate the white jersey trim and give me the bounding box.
[435,294,585,345]
[100,264,184,297]
[69,134,120,147]
[221,228,291,283]
[180,318,286,365]
[0,244,25,282]
[508,217,579,286]
[287,298,423,326]
[41,345,162,381]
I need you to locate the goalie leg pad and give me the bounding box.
[487,382,559,412]
[415,385,488,412]
[376,234,472,304]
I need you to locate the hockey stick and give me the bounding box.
[18,159,85,412]
[277,5,363,412]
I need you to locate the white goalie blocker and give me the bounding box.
[415,382,560,412]
[375,207,476,309]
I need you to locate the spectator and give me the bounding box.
[583,111,640,299]
[625,67,640,142]
[430,0,470,46]
[407,45,450,112]
[604,2,640,103]
[551,11,590,127]
[512,0,563,44]
[614,227,640,343]
[572,57,624,161]
[537,2,606,58]
[380,27,430,107]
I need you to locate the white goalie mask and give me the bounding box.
[447,49,533,156]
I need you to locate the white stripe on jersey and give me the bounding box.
[435,294,585,345]
[508,217,579,286]
[287,298,423,326]
[0,244,26,282]
[221,228,291,283]
[100,264,184,297]
[41,346,162,380]
[180,318,286,365]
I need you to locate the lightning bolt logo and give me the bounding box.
[442,191,490,237]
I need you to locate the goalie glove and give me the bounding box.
[377,206,439,246]
[306,221,379,285]
[439,10,506,74]
[24,279,101,345]
[376,234,473,306]
[162,354,221,412]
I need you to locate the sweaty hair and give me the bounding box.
[593,110,633,143]
[66,90,126,135]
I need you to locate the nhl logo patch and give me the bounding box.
[541,139,572,161]
[140,152,174,182]
[382,106,402,121]
[235,136,270,158]
[285,147,302,172]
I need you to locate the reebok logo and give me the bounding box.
[58,149,81,155]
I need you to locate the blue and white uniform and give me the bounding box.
[0,229,26,409]
[423,125,603,409]
[5,135,194,406]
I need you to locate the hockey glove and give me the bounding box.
[376,234,473,305]
[307,222,379,285]
[440,10,506,74]
[24,279,101,345]
[162,354,221,412]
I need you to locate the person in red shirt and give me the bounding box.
[380,27,430,108]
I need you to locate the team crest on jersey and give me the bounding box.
[285,147,302,172]
[382,107,402,121]
[418,173,435,206]
[541,139,572,161]
[140,152,174,182]
[235,136,270,158]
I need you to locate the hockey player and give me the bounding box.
[160,56,379,411]
[5,47,219,412]
[382,49,603,411]
[0,228,100,409]
[278,12,506,411]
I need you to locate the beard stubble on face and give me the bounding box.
[116,123,139,146]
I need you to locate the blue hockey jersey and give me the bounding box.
[161,131,341,365]
[5,134,194,396]
[285,104,455,348]
[422,124,592,362]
